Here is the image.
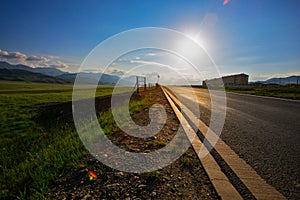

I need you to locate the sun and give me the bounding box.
[186,33,203,46]
[176,31,207,60]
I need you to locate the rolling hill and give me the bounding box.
[251,76,300,85]
[0,61,124,85]
[57,72,120,85]
[263,76,300,85]
[0,68,72,84]
[0,61,65,76]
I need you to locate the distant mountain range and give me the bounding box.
[251,76,300,85]
[0,61,135,85]
[1,61,298,86]
[0,68,72,84]
[0,61,64,76]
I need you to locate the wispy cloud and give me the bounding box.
[130,59,169,67]
[130,59,188,71]
[146,53,156,56]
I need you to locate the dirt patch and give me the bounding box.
[46,87,219,199]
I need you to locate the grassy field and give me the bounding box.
[0,81,140,199]
[225,85,300,100]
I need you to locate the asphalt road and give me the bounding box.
[169,86,300,200]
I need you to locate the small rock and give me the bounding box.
[116,171,125,176]
[151,191,157,196]
[106,183,120,188]
[138,184,147,188]
[79,168,88,173]
[150,136,157,140]
[82,194,92,200]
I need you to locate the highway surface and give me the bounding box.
[169,86,300,200]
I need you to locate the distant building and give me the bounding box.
[203,73,249,87]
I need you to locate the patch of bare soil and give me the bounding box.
[47,87,219,199]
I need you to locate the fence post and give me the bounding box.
[136,76,139,93]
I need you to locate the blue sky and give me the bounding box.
[0,0,299,82]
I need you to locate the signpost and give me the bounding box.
[136,76,146,93]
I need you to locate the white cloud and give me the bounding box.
[146,53,156,56]
[0,49,26,60]
[50,61,69,69]
[26,55,49,62]
[0,49,9,56]
[105,67,126,76]
[0,48,69,70]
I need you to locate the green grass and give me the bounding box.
[225,85,300,100]
[144,171,162,183]
[0,81,136,199]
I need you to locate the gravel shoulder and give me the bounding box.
[46,87,219,199]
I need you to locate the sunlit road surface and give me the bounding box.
[168,86,300,199]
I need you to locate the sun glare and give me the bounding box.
[178,34,203,57]
[186,33,203,46]
[176,32,207,59]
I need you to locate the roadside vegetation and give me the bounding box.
[0,81,142,199]
[225,84,300,100]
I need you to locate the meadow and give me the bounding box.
[225,84,300,100]
[0,81,142,199]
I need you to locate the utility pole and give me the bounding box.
[156,74,160,87]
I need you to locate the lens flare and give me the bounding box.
[88,170,98,180]
[223,0,231,6]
